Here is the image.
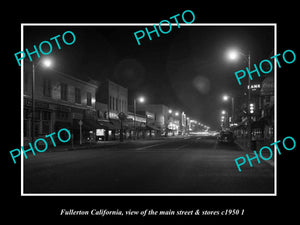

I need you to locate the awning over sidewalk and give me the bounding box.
[146,124,161,131]
[122,119,146,130]
[73,119,99,130]
[110,119,121,130]
[97,120,115,130]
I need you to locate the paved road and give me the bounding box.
[24,135,274,194]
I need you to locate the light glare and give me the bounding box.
[138,96,145,103]
[227,49,239,61]
[43,59,52,67]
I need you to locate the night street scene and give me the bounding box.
[22,24,275,194]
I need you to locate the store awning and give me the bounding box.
[110,119,121,130]
[124,119,134,128]
[73,119,100,130]
[97,120,115,130]
[98,119,134,130]
[146,124,161,131]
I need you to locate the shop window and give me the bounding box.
[42,121,50,134]
[42,111,51,120]
[42,111,51,134]
[34,122,40,136]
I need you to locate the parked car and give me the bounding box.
[217,131,235,144]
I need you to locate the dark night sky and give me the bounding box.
[24,25,274,129]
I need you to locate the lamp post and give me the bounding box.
[31,58,52,143]
[222,94,235,124]
[118,112,127,142]
[166,109,172,137]
[226,48,252,149]
[133,96,145,139]
[221,110,228,129]
[174,111,179,135]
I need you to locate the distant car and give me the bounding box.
[217,131,235,144]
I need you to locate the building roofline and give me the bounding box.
[48,68,98,89]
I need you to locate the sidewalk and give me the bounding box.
[48,141,120,152]
[235,139,274,167]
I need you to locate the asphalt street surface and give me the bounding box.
[24,135,274,194]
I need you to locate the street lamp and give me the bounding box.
[223,95,229,101]
[221,110,229,129]
[226,49,239,61]
[133,95,145,139]
[222,94,235,123]
[226,48,252,149]
[249,103,255,114]
[138,96,145,103]
[165,109,173,137]
[173,111,180,135]
[31,58,52,142]
[220,116,225,129]
[43,59,52,67]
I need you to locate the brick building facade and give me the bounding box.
[23,67,98,145]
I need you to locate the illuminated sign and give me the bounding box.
[96,129,105,136]
[168,122,179,130]
[109,112,118,119]
[146,111,155,120]
[247,84,261,90]
[127,114,146,123]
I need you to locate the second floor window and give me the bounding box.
[112,97,115,110]
[87,92,92,106]
[43,78,51,97]
[75,87,81,104]
[61,83,68,101]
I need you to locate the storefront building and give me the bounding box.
[95,79,128,141]
[23,69,98,146]
[135,104,169,135]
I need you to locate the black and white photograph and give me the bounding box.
[22,24,276,195]
[5,4,299,224]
